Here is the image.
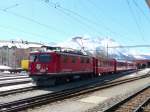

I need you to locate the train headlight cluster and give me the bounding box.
[36,64,41,70]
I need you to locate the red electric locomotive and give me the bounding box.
[29,46,94,85]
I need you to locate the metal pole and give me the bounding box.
[107,43,108,59]
[146,0,150,9]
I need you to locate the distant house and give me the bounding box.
[0,40,43,68]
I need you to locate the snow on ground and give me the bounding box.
[0,65,12,73]
[0,65,12,69]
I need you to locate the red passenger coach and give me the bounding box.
[116,60,127,72]
[127,61,137,70]
[94,58,116,75]
[116,60,137,72]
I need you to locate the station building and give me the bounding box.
[0,40,43,68]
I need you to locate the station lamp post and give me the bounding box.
[146,0,150,9]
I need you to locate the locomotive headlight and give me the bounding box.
[46,67,48,70]
[36,64,41,70]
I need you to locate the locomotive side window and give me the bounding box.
[38,54,51,63]
[72,56,76,63]
[63,55,68,63]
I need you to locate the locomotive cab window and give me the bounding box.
[30,54,38,62]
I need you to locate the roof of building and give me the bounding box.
[0,40,43,49]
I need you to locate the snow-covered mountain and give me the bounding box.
[57,36,136,60]
[132,54,150,60]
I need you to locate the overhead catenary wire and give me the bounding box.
[133,0,150,24]
[3,4,19,11]
[86,0,137,42]
[51,3,105,36]
[108,44,150,48]
[145,0,150,9]
[0,5,69,36]
[46,1,129,39]
[0,24,51,41]
[58,5,121,37]
[126,0,146,41]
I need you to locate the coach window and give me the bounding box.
[103,61,106,67]
[101,61,103,66]
[98,61,101,66]
[86,58,90,63]
[81,57,84,63]
[108,62,110,66]
[104,61,106,66]
[72,56,76,63]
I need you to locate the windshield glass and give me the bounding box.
[30,54,51,63]
[38,54,51,63]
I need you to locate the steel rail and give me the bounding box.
[0,80,31,87]
[104,86,150,112]
[0,76,29,81]
[0,86,37,97]
[0,70,136,97]
[134,97,150,112]
[0,73,149,112]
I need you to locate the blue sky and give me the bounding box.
[0,0,150,51]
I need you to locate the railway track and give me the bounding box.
[0,71,139,97]
[0,76,29,81]
[0,79,31,87]
[142,99,150,112]
[0,86,37,97]
[104,86,150,112]
[0,73,149,112]
[0,74,28,79]
[0,74,23,78]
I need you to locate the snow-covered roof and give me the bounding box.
[0,65,12,69]
[0,40,43,49]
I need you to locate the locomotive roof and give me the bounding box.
[57,52,89,57]
[40,46,87,56]
[30,50,90,57]
[31,51,91,57]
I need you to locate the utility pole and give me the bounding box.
[107,43,108,59]
[146,0,150,9]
